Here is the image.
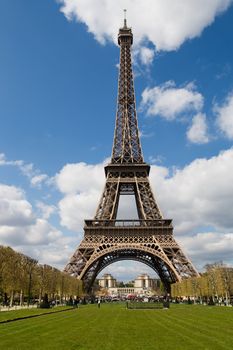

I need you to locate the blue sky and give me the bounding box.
[0,0,233,281]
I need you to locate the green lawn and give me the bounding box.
[0,303,232,350]
[0,306,72,323]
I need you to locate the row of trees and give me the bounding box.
[171,263,233,304]
[0,245,82,306]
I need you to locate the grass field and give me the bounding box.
[0,306,72,323]
[0,303,232,350]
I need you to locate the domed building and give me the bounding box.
[98,274,117,289]
[98,273,161,297]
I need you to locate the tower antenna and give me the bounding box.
[124,9,127,27]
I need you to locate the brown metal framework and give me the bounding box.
[64,20,199,292]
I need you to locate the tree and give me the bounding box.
[0,245,83,306]
[171,263,233,304]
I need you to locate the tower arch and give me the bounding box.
[78,245,180,293]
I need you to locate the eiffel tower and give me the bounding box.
[65,16,199,293]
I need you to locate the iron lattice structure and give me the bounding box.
[65,20,199,292]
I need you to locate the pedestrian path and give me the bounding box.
[0,305,38,312]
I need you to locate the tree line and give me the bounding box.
[171,262,233,304]
[0,245,82,306]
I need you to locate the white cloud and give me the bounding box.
[0,153,22,168]
[148,155,165,165]
[58,0,232,51]
[179,232,233,269]
[38,240,75,266]
[55,161,106,194]
[137,46,155,65]
[58,190,101,232]
[26,219,62,245]
[19,162,34,178]
[187,113,209,144]
[0,184,60,245]
[141,81,203,120]
[3,229,76,269]
[55,160,107,231]
[0,152,50,189]
[0,153,6,165]
[0,182,73,268]
[0,219,61,246]
[0,219,62,247]
[215,92,233,139]
[138,130,154,139]
[0,184,35,226]
[150,148,233,234]
[36,201,56,220]
[31,174,49,188]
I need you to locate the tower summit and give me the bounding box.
[112,10,142,164]
[65,19,199,293]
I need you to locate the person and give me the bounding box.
[98,299,101,308]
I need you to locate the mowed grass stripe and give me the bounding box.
[0,310,82,349]
[147,308,231,350]
[0,307,74,324]
[165,307,233,338]
[0,310,80,338]
[0,306,114,350]
[144,309,203,350]
[0,304,233,350]
[125,309,177,350]
[0,306,72,322]
[167,306,233,342]
[160,305,232,328]
[166,306,233,349]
